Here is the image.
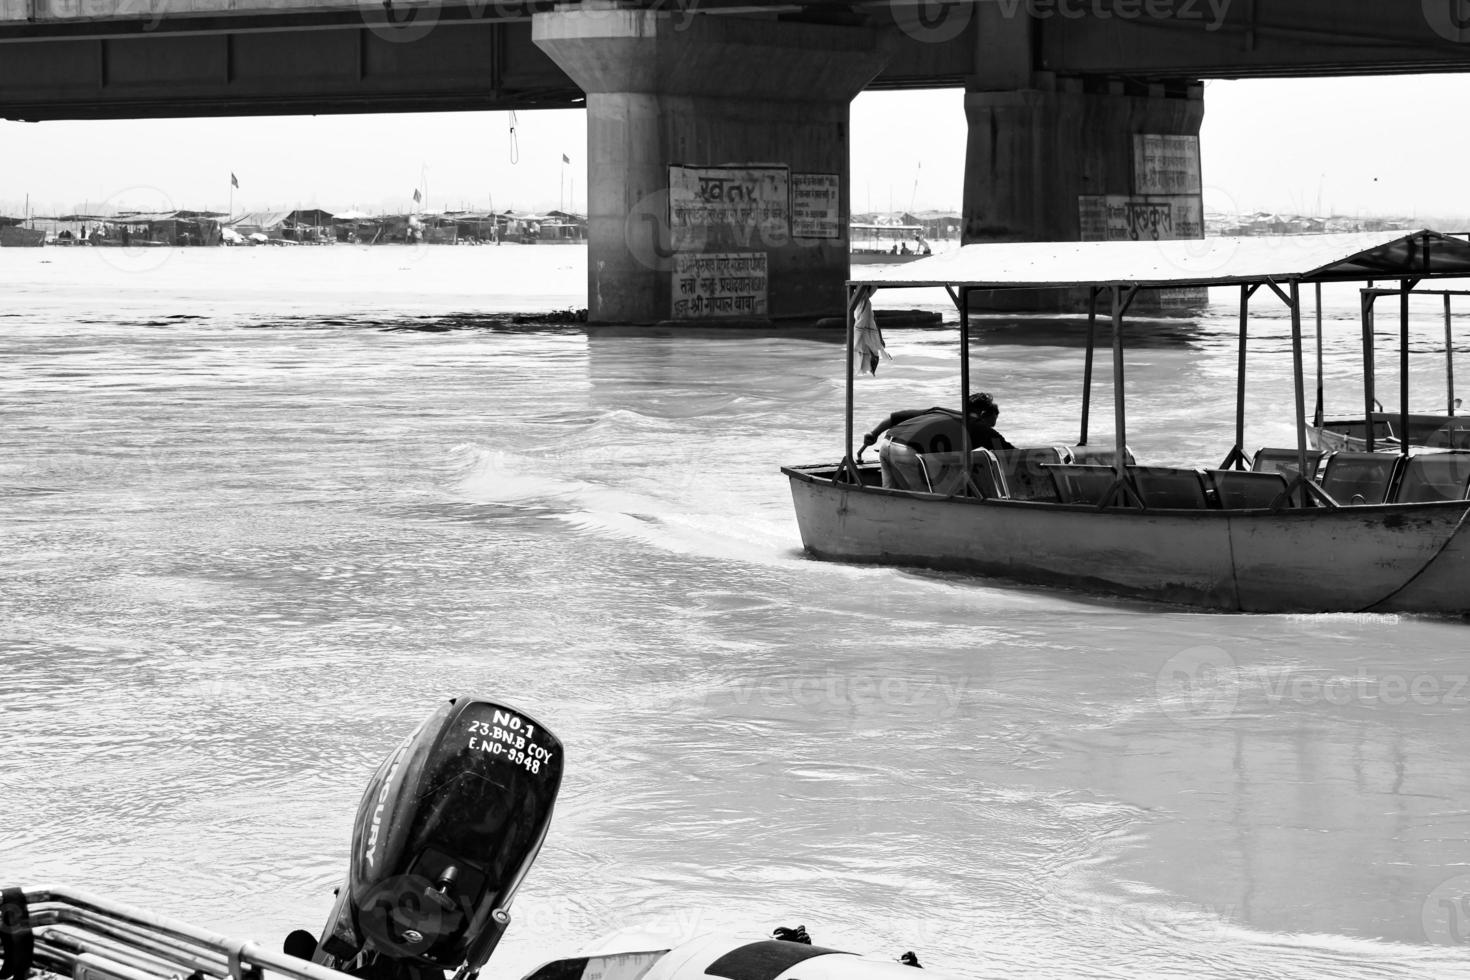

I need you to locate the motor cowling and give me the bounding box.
[314,697,563,980]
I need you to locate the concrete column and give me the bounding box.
[963,65,1205,310]
[534,6,890,325]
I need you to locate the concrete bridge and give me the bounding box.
[5,1,1470,321]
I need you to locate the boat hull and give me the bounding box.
[783,464,1470,613]
[850,251,926,265]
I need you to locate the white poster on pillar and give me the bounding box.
[1132,135,1201,196]
[1078,194,1206,308]
[1078,195,1203,242]
[792,173,841,239]
[671,252,768,320]
[668,165,790,251]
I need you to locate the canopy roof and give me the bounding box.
[227,209,333,229]
[856,230,1470,290]
[109,210,225,225]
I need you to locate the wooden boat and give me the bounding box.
[782,230,1470,613]
[850,222,930,264]
[1312,411,1470,453]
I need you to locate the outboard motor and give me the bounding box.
[302,697,563,980]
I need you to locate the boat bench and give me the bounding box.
[1252,447,1324,481]
[991,446,1069,501]
[914,445,1153,504]
[1043,463,1212,508]
[1203,469,1290,509]
[916,448,1009,498]
[1129,465,1212,509]
[1394,452,1470,502]
[1042,463,1297,510]
[1318,451,1405,505]
[1042,463,1123,506]
[985,445,1136,503]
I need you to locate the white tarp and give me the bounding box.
[855,230,1470,290]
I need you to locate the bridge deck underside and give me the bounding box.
[2,2,1470,120]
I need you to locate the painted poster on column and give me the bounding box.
[1078,194,1205,308]
[671,252,768,320]
[792,173,841,239]
[1132,135,1201,195]
[1078,195,1204,242]
[668,165,790,251]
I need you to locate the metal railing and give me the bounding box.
[2,888,355,980]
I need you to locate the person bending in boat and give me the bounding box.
[860,392,1014,490]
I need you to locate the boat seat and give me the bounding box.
[1128,465,1211,509]
[917,448,1009,498]
[1251,447,1324,481]
[1070,445,1136,468]
[1393,452,1470,503]
[1203,469,1290,509]
[1318,451,1405,505]
[1044,463,1120,506]
[991,447,1067,502]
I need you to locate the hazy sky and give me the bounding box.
[2,73,1467,220]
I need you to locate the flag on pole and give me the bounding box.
[562,154,570,165]
[230,173,239,189]
[412,188,422,204]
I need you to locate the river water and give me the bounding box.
[3,243,1470,980]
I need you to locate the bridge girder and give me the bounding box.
[3,1,1470,120]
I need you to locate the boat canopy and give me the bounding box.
[851,222,924,233]
[855,230,1470,290]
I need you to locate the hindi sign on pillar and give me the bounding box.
[671,252,768,320]
[668,165,790,252]
[791,173,841,239]
[1132,134,1202,196]
[1078,195,1204,242]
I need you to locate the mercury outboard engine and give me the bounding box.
[299,697,563,980]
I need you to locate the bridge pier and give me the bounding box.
[533,7,889,326]
[962,9,1205,311]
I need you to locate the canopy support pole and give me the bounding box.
[1447,293,1457,416]
[1105,285,1143,508]
[1363,290,1377,453]
[1289,280,1314,507]
[1313,282,1324,428]
[837,284,870,484]
[1401,281,1411,459]
[958,286,981,496]
[1219,283,1258,471]
[1079,286,1099,447]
